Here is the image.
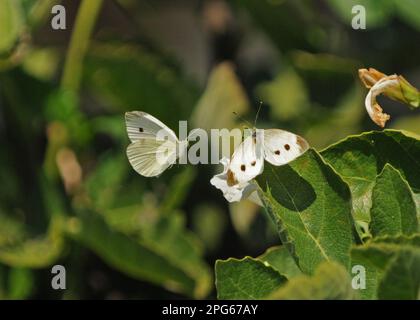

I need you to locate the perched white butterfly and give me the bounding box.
[125,111,188,177]
[211,128,309,202]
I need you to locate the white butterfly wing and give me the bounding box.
[125,111,178,143]
[263,129,309,166]
[228,134,264,184]
[126,137,178,177]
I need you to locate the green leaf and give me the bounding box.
[160,167,197,213]
[378,247,420,299]
[257,149,355,274]
[7,268,34,299]
[268,262,356,300]
[391,115,420,135]
[370,164,418,237]
[0,213,25,247]
[232,0,318,51]
[395,0,420,32]
[91,114,127,143]
[258,246,302,279]
[67,211,212,298]
[304,83,364,149]
[0,0,24,54]
[351,235,420,270]
[84,43,198,126]
[229,200,260,237]
[321,130,420,233]
[350,258,378,300]
[372,234,420,247]
[84,153,129,210]
[215,257,287,299]
[351,234,420,299]
[256,68,309,121]
[192,204,227,252]
[0,217,64,268]
[191,62,249,131]
[22,47,59,81]
[44,89,92,147]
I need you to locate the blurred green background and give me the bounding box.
[0,0,419,299]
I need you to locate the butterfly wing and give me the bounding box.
[126,137,178,177]
[228,133,264,184]
[125,111,178,143]
[263,129,309,166]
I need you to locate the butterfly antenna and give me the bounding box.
[254,101,263,127]
[232,111,253,128]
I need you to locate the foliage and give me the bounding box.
[0,0,420,300]
[216,130,420,300]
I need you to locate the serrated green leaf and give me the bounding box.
[351,234,420,299]
[215,257,287,300]
[67,211,211,298]
[350,258,378,300]
[321,130,420,232]
[258,246,302,279]
[257,149,355,274]
[378,247,420,300]
[372,234,420,247]
[268,261,356,300]
[370,164,418,237]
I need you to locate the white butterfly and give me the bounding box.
[125,111,188,177]
[211,128,309,202]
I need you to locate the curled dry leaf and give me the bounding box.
[359,68,420,127]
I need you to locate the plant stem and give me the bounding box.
[61,0,103,93]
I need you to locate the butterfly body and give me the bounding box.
[220,128,309,189]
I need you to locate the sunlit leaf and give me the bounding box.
[268,261,356,300]
[215,257,287,299]
[322,130,420,233]
[258,246,302,279]
[257,149,355,274]
[370,164,418,237]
